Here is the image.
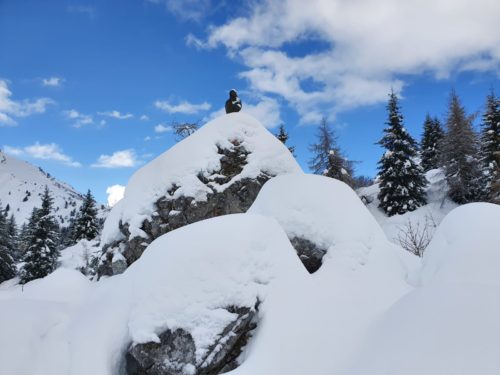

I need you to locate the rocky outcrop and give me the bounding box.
[289,237,328,273]
[125,306,257,375]
[98,142,273,277]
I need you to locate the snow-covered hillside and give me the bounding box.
[358,168,458,247]
[0,150,89,226]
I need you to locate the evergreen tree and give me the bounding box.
[377,91,427,216]
[73,190,100,242]
[19,187,60,284]
[421,114,444,171]
[6,214,18,260]
[275,124,296,155]
[440,91,482,204]
[0,203,16,283]
[478,90,500,203]
[308,118,355,187]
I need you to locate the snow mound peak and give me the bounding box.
[421,202,500,286]
[101,113,302,245]
[249,174,387,270]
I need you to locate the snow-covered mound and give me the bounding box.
[0,150,88,226]
[344,203,500,375]
[421,202,500,286]
[99,113,302,275]
[249,174,387,272]
[0,214,305,374]
[223,174,414,375]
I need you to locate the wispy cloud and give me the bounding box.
[41,77,64,87]
[147,0,212,21]
[0,80,55,126]
[98,110,134,120]
[91,149,139,168]
[3,142,81,167]
[67,5,96,19]
[63,109,94,128]
[154,99,211,114]
[154,123,173,133]
[140,115,150,121]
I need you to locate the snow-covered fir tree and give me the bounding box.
[73,189,100,242]
[0,204,16,283]
[19,187,60,284]
[308,117,354,187]
[421,114,444,171]
[275,124,296,155]
[440,91,482,204]
[6,214,18,260]
[479,90,500,203]
[377,91,427,216]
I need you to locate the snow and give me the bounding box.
[0,213,304,374]
[343,202,500,375]
[59,239,101,271]
[101,112,302,245]
[358,168,458,245]
[249,174,387,255]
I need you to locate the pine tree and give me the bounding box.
[6,214,18,260]
[478,90,500,203]
[440,91,482,204]
[0,204,16,283]
[308,117,355,187]
[377,92,427,216]
[275,124,296,155]
[19,187,60,284]
[421,114,444,171]
[73,190,100,242]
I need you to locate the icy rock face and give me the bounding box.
[249,174,386,273]
[116,214,305,375]
[98,113,302,276]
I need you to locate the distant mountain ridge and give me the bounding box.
[0,150,93,227]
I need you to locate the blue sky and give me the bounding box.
[1,0,499,204]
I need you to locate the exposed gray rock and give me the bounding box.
[126,306,256,375]
[98,142,273,277]
[289,236,328,273]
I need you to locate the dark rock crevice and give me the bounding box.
[289,236,328,273]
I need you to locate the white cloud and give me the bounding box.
[3,142,81,167]
[154,123,173,133]
[154,99,211,114]
[0,80,54,126]
[106,184,126,207]
[196,0,500,123]
[98,110,134,120]
[140,115,150,121]
[92,149,138,168]
[63,109,94,128]
[144,136,152,141]
[42,77,64,87]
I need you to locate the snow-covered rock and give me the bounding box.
[0,150,95,227]
[249,174,387,272]
[99,113,302,276]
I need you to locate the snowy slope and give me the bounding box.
[358,168,458,245]
[101,112,302,244]
[0,150,87,226]
[343,203,500,375]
